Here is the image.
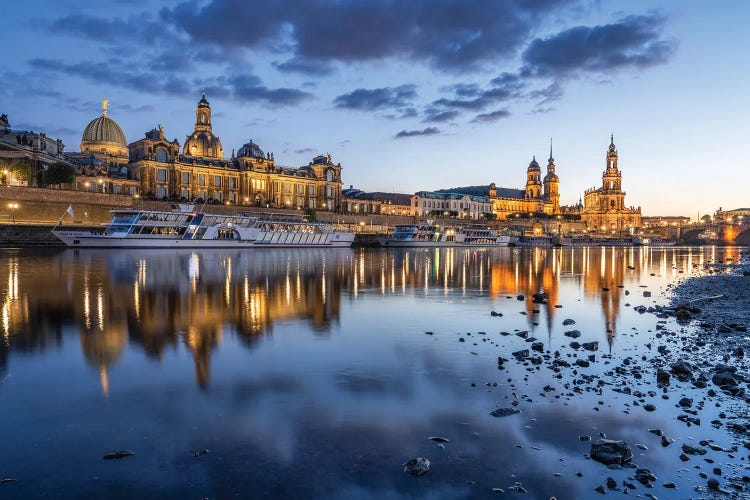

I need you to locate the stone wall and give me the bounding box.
[0,186,133,224]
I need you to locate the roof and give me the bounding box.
[342,190,411,205]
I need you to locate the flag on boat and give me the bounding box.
[66,204,74,218]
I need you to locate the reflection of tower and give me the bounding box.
[79,324,127,396]
[184,326,222,390]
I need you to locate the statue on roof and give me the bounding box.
[327,152,332,164]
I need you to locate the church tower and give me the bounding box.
[543,139,560,213]
[525,156,542,199]
[600,135,625,210]
[183,92,224,159]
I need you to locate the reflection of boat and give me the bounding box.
[379,223,511,247]
[515,236,553,247]
[632,236,676,247]
[52,208,355,248]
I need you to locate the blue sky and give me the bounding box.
[1,0,748,217]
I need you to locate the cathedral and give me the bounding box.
[488,144,560,219]
[580,136,642,232]
[71,93,344,209]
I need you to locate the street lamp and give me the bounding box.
[7,202,19,224]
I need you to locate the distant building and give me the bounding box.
[714,207,750,223]
[411,191,493,220]
[580,136,642,232]
[641,216,691,228]
[341,187,412,215]
[0,113,71,185]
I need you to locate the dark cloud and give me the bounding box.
[333,85,417,112]
[394,127,440,139]
[49,13,166,44]
[522,14,674,77]
[470,109,511,123]
[273,58,335,76]
[528,82,564,107]
[164,0,572,71]
[28,59,312,107]
[423,110,459,123]
[294,148,316,154]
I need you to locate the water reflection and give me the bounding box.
[0,246,728,391]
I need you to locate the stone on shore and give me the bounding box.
[589,439,633,465]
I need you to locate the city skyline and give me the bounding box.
[1,1,748,217]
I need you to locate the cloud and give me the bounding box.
[273,57,335,76]
[522,14,675,78]
[164,0,571,72]
[394,127,440,139]
[49,13,166,44]
[423,110,459,123]
[294,148,316,154]
[471,109,511,123]
[333,85,417,112]
[528,82,564,107]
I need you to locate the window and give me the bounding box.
[198,190,206,200]
[214,191,222,201]
[198,174,206,186]
[113,185,122,194]
[326,186,332,197]
[181,188,190,199]
[155,148,167,162]
[156,169,167,182]
[181,171,190,184]
[229,177,236,189]
[274,182,280,192]
[296,184,303,194]
[214,175,221,187]
[283,183,291,193]
[308,184,314,195]
[229,192,236,202]
[129,186,138,195]
[326,169,333,182]
[156,187,166,198]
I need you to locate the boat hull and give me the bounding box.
[52,230,355,248]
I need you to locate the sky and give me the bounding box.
[1,0,748,217]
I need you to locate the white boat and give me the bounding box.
[379,223,511,247]
[52,207,355,248]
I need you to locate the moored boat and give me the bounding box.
[378,223,511,247]
[52,206,355,248]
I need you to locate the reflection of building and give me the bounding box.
[641,216,691,228]
[581,136,642,233]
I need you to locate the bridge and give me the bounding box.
[680,222,750,245]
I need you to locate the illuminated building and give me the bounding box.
[580,136,642,233]
[411,191,493,219]
[128,93,343,209]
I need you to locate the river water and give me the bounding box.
[0,246,743,498]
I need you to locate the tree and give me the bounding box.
[9,161,32,184]
[45,162,76,188]
[700,214,712,224]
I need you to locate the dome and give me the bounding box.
[184,130,223,159]
[544,172,559,182]
[528,156,540,171]
[198,92,210,109]
[237,140,264,159]
[80,100,128,158]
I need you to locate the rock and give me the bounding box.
[681,443,707,455]
[492,487,504,494]
[193,449,209,457]
[594,485,606,494]
[563,319,576,326]
[661,435,674,447]
[490,311,502,317]
[570,341,581,349]
[531,341,544,352]
[707,477,720,490]
[0,478,17,483]
[428,436,449,443]
[403,457,430,477]
[663,481,676,488]
[512,349,529,359]
[635,468,657,485]
[517,295,525,301]
[643,404,656,412]
[579,435,591,442]
[656,369,670,385]
[575,359,590,368]
[670,361,693,379]
[648,429,663,436]
[712,371,738,387]
[103,450,135,460]
[532,292,547,303]
[643,291,652,297]
[606,477,617,489]
[582,341,599,351]
[564,330,582,339]
[491,407,520,417]
[590,439,633,465]
[458,337,465,342]
[678,397,693,408]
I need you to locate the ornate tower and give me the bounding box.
[525,156,542,199]
[543,139,560,213]
[600,135,624,210]
[183,92,224,159]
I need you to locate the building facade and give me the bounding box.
[581,136,642,232]
[489,151,559,219]
[0,113,71,186]
[411,191,493,219]
[341,188,413,215]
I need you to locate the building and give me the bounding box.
[714,207,750,223]
[641,216,691,229]
[580,136,641,233]
[341,187,412,215]
[411,191,493,219]
[0,113,71,185]
[436,144,561,220]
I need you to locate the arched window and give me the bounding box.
[325,169,333,182]
[610,200,615,208]
[155,148,167,162]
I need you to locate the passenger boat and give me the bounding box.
[51,206,355,248]
[378,223,511,247]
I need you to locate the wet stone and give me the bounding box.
[563,319,576,326]
[103,450,135,460]
[491,407,520,417]
[564,330,581,339]
[590,439,633,466]
[582,341,599,351]
[403,457,430,477]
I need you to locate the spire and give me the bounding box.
[549,138,553,161]
[102,98,109,117]
[610,133,614,146]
